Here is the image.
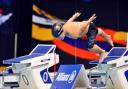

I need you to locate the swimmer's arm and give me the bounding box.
[67,12,81,22]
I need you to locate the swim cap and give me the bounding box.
[52,23,63,37]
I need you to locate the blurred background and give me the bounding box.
[0,0,127,68]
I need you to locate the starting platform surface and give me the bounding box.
[90,47,128,64]
[3,44,56,64]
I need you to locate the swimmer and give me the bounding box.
[51,12,114,64]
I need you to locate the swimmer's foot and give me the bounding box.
[99,51,106,63]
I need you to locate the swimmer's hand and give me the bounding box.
[88,13,97,23]
[74,12,81,17]
[67,12,81,22]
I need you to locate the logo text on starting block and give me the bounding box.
[56,70,76,83]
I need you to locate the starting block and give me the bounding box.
[89,47,128,89]
[2,44,59,89]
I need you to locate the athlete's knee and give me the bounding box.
[97,28,104,35]
[87,42,95,49]
[100,49,106,54]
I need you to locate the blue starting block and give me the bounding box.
[89,47,128,89]
[3,44,56,64]
[90,47,128,65]
[2,44,59,89]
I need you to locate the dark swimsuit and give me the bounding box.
[86,23,98,49]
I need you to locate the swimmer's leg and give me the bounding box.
[86,23,106,63]
[97,28,114,47]
[88,44,106,63]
